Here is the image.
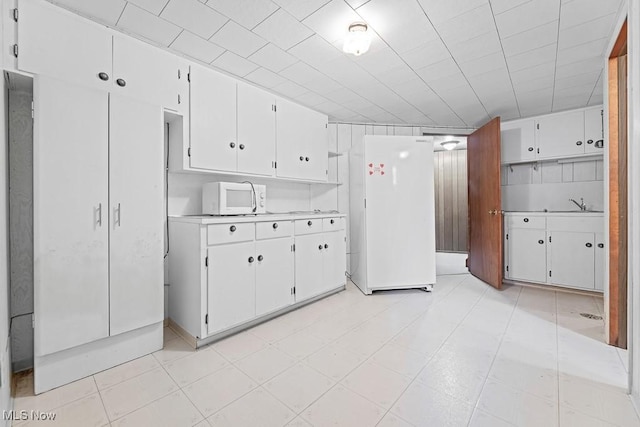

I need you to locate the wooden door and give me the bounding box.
[189,65,237,172]
[207,242,256,334]
[19,0,112,92]
[33,76,110,356]
[467,118,503,288]
[237,84,276,176]
[109,95,164,336]
[255,238,294,316]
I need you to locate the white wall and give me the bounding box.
[501,159,605,212]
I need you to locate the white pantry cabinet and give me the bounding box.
[168,214,346,347]
[276,98,329,181]
[500,119,536,164]
[18,0,179,109]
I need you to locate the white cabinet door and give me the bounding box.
[501,119,536,163]
[323,231,346,291]
[549,231,595,289]
[189,66,237,172]
[207,242,256,334]
[584,107,604,154]
[255,238,294,316]
[109,95,164,336]
[595,233,605,291]
[33,76,109,356]
[294,234,325,301]
[276,98,328,181]
[506,228,547,283]
[19,0,113,92]
[536,110,585,159]
[237,84,276,176]
[112,36,178,110]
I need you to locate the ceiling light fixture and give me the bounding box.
[343,22,371,56]
[440,140,460,151]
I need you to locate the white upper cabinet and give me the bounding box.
[237,84,276,176]
[500,119,536,164]
[18,0,179,108]
[276,97,328,181]
[536,110,585,159]
[189,65,238,172]
[584,107,604,154]
[112,36,179,110]
[18,0,112,91]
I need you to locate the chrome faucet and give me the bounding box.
[569,198,587,211]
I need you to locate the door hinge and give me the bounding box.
[326,170,328,175]
[187,72,191,83]
[31,101,34,119]
[274,161,277,169]
[293,287,296,295]
[205,256,208,267]
[12,44,18,58]
[364,199,367,208]
[178,94,181,105]
[205,314,208,324]
[506,265,509,272]
[549,236,552,243]
[274,105,277,112]
[13,8,18,22]
[536,123,540,130]
[549,270,552,277]
[292,243,296,252]
[188,147,191,157]
[537,148,540,154]
[178,69,181,80]
[506,233,509,240]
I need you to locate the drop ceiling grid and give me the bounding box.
[47,0,622,127]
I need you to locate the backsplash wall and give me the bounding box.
[501,159,605,212]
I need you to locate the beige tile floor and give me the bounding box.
[11,274,640,426]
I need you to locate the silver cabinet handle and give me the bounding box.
[96,203,102,227]
[115,203,121,227]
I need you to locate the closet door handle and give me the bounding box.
[98,72,109,81]
[307,220,312,226]
[324,243,328,249]
[257,255,263,261]
[576,140,583,146]
[300,156,304,161]
[586,242,593,248]
[598,243,604,248]
[528,147,534,152]
[239,144,245,150]
[318,245,323,250]
[116,78,126,87]
[587,139,594,145]
[538,240,544,244]
[272,223,278,229]
[248,256,254,263]
[230,225,236,232]
[230,142,236,148]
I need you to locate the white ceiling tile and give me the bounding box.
[494,0,560,38]
[315,56,378,88]
[272,0,331,20]
[554,82,597,97]
[323,88,361,104]
[436,4,496,45]
[556,37,608,66]
[513,74,555,93]
[552,93,590,111]
[205,0,279,29]
[295,91,330,107]
[427,110,466,127]
[248,44,298,73]
[211,51,259,76]
[416,57,460,82]
[253,9,314,50]
[559,0,622,29]
[558,13,617,51]
[448,30,502,62]
[428,72,469,94]
[588,94,603,105]
[467,67,512,95]
[304,76,342,93]
[417,0,488,25]
[555,57,603,80]
[489,0,529,15]
[287,35,343,68]
[271,81,309,98]
[459,51,508,77]
[53,0,126,25]
[279,61,325,84]
[501,21,559,57]
[170,30,225,63]
[244,67,286,88]
[302,0,361,43]
[357,0,440,53]
[209,21,267,57]
[505,43,557,72]
[554,71,601,91]
[161,0,228,39]
[510,61,556,84]
[375,65,418,87]
[345,0,372,9]
[341,96,376,111]
[126,0,169,15]
[117,4,181,46]
[440,84,481,108]
[350,48,405,76]
[399,40,451,70]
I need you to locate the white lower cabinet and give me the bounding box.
[504,213,603,292]
[169,215,346,345]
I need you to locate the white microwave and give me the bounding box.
[202,182,266,215]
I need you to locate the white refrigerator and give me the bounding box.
[349,135,436,294]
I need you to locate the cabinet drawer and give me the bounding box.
[506,215,545,229]
[295,218,322,235]
[256,221,293,240]
[323,217,344,231]
[207,223,255,245]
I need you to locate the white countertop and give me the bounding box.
[169,212,346,224]
[504,211,604,217]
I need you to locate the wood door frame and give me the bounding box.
[608,19,628,348]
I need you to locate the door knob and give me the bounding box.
[576,140,583,146]
[524,218,529,222]
[586,242,593,248]
[300,156,304,161]
[538,240,544,244]
[230,225,236,232]
[98,72,109,81]
[116,78,126,87]
[307,220,312,226]
[330,219,335,224]
[318,245,323,250]
[248,256,254,263]
[598,243,604,248]
[239,144,245,150]
[527,147,534,152]
[305,157,309,162]
[272,223,278,229]
[587,139,594,145]
[324,244,328,249]
[230,142,236,148]
[257,255,263,261]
